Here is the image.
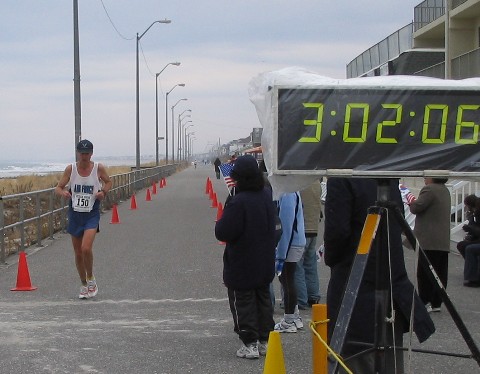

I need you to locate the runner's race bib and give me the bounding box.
[72,192,95,212]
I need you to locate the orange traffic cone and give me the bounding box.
[110,204,120,224]
[215,202,223,222]
[130,194,137,210]
[205,177,211,194]
[211,193,218,208]
[11,251,37,291]
[162,178,167,187]
[209,187,214,200]
[159,179,164,189]
[146,188,152,201]
[152,181,157,195]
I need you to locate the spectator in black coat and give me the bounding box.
[215,155,276,359]
[324,177,435,373]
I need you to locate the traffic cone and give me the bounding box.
[209,187,214,200]
[11,251,37,291]
[152,181,157,195]
[110,204,120,224]
[215,202,223,222]
[211,193,218,208]
[162,178,167,187]
[130,194,137,210]
[146,188,152,201]
[263,331,286,374]
[205,177,211,194]
[159,178,164,189]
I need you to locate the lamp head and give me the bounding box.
[172,62,181,66]
[178,83,186,87]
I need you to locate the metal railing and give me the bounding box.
[0,164,179,264]
[414,47,480,79]
[413,0,470,31]
[346,23,413,78]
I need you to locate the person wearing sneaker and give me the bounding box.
[215,155,276,359]
[274,191,306,333]
[55,139,111,299]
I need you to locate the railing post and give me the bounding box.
[35,191,43,247]
[0,197,5,264]
[49,190,55,240]
[19,196,25,251]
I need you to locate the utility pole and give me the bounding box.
[73,0,82,160]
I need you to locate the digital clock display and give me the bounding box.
[276,87,480,175]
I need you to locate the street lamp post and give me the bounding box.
[186,131,195,161]
[171,98,187,163]
[155,62,180,166]
[165,84,185,163]
[189,135,196,161]
[136,19,171,170]
[178,116,192,159]
[177,111,191,160]
[183,123,193,160]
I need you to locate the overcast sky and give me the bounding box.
[0,0,420,162]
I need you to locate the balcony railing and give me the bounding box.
[414,47,480,78]
[414,0,445,31]
[414,0,469,31]
[347,23,413,78]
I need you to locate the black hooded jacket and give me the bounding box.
[215,187,276,290]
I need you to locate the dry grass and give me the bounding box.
[0,165,131,197]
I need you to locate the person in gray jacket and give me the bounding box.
[409,177,451,312]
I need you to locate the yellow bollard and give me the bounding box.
[312,304,328,374]
[263,331,286,374]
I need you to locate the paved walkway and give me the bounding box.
[1,165,479,373]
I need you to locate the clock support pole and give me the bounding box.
[328,179,480,374]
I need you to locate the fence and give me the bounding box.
[0,164,179,264]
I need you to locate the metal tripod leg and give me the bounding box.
[390,203,480,368]
[329,207,383,374]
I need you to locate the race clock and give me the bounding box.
[275,86,480,176]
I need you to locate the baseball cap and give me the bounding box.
[76,139,93,153]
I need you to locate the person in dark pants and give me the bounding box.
[324,177,435,373]
[409,177,451,312]
[214,157,221,179]
[215,155,276,359]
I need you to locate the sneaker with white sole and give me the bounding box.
[274,319,297,333]
[87,279,98,298]
[79,285,89,299]
[293,316,304,329]
[258,341,268,356]
[236,343,259,359]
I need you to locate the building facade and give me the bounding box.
[347,0,480,79]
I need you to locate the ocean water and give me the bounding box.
[0,156,154,178]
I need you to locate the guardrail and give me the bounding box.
[0,164,180,264]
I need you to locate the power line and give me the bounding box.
[99,0,134,41]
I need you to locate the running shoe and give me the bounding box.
[236,343,259,359]
[87,279,98,298]
[293,316,304,329]
[79,285,89,299]
[274,319,297,333]
[258,341,268,356]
